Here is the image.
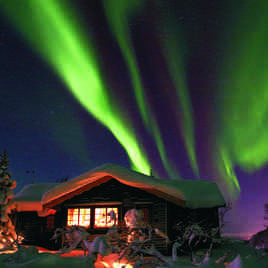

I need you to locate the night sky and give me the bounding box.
[1,0,268,239]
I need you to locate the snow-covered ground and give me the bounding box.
[0,247,128,268]
[1,238,268,268]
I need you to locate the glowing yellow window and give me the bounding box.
[67,208,91,227]
[94,208,118,227]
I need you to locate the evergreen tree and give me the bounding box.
[264,203,268,227]
[0,149,17,250]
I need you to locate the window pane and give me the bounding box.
[94,207,118,227]
[67,208,91,227]
[94,208,107,227]
[107,208,118,226]
[47,215,54,229]
[79,208,91,227]
[141,208,149,223]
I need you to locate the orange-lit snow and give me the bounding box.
[42,163,225,209]
[13,183,59,212]
[2,240,268,267]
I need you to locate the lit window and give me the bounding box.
[67,208,91,227]
[94,208,118,227]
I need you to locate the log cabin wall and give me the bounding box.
[12,178,221,252]
[167,201,220,243]
[53,177,170,252]
[12,212,45,247]
[150,198,168,253]
[57,177,162,206]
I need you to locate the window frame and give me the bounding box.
[66,206,120,229]
[46,215,55,229]
[67,207,91,227]
[93,207,119,228]
[133,204,152,224]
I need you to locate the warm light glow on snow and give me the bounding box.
[100,261,110,267]
[100,261,132,268]
[95,254,133,268]
[94,208,118,227]
[112,262,132,268]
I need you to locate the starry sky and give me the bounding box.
[1,0,268,239]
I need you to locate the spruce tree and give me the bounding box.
[264,203,268,228]
[0,149,17,250]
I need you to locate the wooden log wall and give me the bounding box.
[14,212,43,246]
[150,199,168,253]
[167,201,220,243]
[54,177,170,253]
[12,178,221,254]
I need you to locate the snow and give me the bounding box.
[0,247,94,268]
[42,163,225,209]
[1,239,268,267]
[13,183,59,212]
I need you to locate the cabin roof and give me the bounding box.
[42,163,226,209]
[14,183,59,212]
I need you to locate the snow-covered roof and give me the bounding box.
[42,163,226,209]
[14,183,59,212]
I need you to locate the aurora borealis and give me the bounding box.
[1,0,268,238]
[0,0,151,175]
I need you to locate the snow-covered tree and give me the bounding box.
[0,149,17,250]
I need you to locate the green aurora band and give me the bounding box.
[0,0,151,174]
[103,0,181,179]
[216,1,268,197]
[214,145,240,200]
[158,17,200,177]
[3,0,263,198]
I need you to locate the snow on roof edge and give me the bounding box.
[14,183,59,212]
[42,163,226,209]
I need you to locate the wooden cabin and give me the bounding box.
[13,163,226,253]
[12,183,60,249]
